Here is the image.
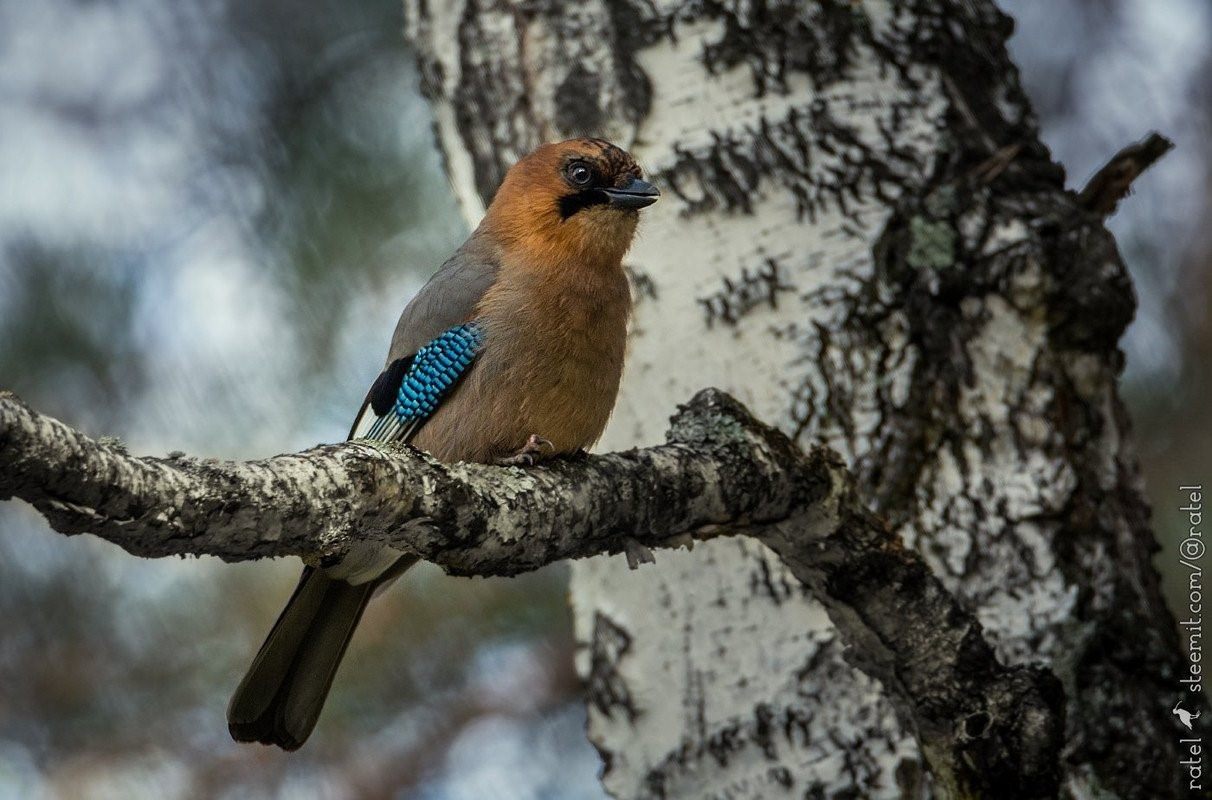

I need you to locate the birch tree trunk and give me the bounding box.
[404,1,1195,797]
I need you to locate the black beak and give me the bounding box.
[601,177,660,209]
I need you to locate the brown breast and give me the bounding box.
[409,257,631,464]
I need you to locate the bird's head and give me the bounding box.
[482,138,659,268]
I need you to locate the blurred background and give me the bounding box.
[0,0,1207,797]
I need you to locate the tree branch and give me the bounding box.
[1078,131,1174,216]
[0,388,1063,798]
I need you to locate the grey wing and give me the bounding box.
[347,237,499,441]
[386,236,500,362]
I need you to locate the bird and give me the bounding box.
[227,137,659,750]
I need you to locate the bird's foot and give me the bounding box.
[495,434,555,467]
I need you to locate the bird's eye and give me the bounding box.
[566,161,593,187]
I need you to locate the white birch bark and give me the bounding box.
[404,1,1193,797]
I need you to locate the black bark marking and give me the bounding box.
[554,64,606,136]
[657,102,923,224]
[586,611,639,723]
[625,264,658,303]
[694,0,868,96]
[749,551,794,607]
[698,258,795,328]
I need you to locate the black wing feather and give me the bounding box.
[368,356,413,417]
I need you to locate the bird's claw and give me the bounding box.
[495,434,555,467]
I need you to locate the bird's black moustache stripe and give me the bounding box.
[559,189,609,220]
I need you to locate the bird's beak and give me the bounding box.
[601,177,660,209]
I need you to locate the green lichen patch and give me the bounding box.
[907,216,957,271]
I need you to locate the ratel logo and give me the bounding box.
[1174,701,1201,732]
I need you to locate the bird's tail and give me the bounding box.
[227,567,376,750]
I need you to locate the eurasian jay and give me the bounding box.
[227,138,659,750]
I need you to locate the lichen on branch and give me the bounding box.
[0,387,1062,797]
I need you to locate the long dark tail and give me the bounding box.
[227,567,376,750]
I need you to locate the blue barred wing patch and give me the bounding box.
[394,323,484,421]
[362,322,484,443]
